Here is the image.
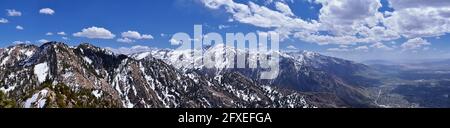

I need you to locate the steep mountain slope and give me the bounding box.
[133,44,378,107]
[0,42,338,108]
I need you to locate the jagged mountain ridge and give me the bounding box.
[131,44,378,107]
[0,42,342,108]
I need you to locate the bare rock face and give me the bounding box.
[132,45,378,107]
[0,42,336,108]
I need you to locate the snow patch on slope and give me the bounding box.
[34,62,49,83]
[83,56,93,64]
[92,90,103,98]
[134,52,151,60]
[23,89,49,108]
[1,56,10,66]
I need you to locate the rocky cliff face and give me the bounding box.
[132,44,377,107]
[0,42,342,108]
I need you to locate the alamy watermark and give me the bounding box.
[170,25,279,79]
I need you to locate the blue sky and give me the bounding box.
[1,0,450,61]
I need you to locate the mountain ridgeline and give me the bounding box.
[0,42,378,108]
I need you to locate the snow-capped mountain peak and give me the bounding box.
[1,42,333,108]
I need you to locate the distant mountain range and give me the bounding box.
[7,42,447,108]
[137,44,377,107]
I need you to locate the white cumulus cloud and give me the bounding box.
[117,31,153,43]
[0,18,8,23]
[39,8,55,15]
[38,39,49,44]
[121,31,153,40]
[6,9,21,16]
[384,0,450,38]
[57,32,66,35]
[16,25,24,30]
[275,2,294,16]
[198,0,450,51]
[117,38,135,43]
[370,42,393,50]
[73,26,116,39]
[401,38,431,51]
